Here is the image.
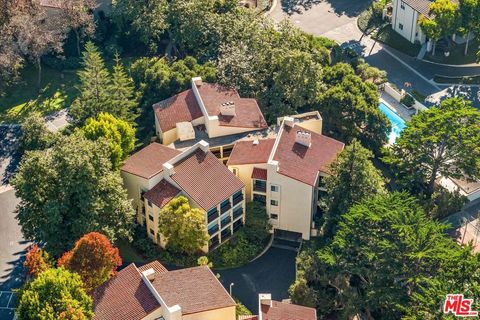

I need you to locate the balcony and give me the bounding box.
[253,194,266,204]
[209,235,220,250]
[207,208,219,223]
[221,216,232,228]
[233,207,243,220]
[221,228,232,241]
[253,180,267,193]
[232,193,244,206]
[222,146,233,158]
[220,199,231,214]
[233,219,243,232]
[208,223,219,236]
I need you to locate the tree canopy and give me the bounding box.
[17,267,93,320]
[82,112,136,168]
[19,112,55,152]
[24,244,52,278]
[12,133,135,255]
[58,232,122,292]
[158,196,209,255]
[384,97,480,198]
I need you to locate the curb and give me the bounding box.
[249,233,274,263]
[265,0,278,16]
[420,57,480,68]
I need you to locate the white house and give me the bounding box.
[391,0,430,44]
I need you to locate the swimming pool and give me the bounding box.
[379,102,406,144]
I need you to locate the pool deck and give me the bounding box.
[380,92,415,122]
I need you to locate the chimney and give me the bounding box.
[253,139,259,145]
[284,117,294,128]
[142,268,156,282]
[163,163,175,176]
[220,101,236,116]
[259,293,272,307]
[192,76,203,87]
[295,131,311,147]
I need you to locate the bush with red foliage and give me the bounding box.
[58,232,122,292]
[24,244,51,277]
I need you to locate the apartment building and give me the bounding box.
[121,141,246,252]
[92,260,236,320]
[391,0,430,44]
[227,112,344,240]
[152,77,269,163]
[240,294,316,320]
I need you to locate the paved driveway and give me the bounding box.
[217,247,297,314]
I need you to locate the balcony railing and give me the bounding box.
[253,181,267,193]
[233,207,243,220]
[220,202,231,214]
[232,194,244,206]
[233,219,243,232]
[208,223,219,236]
[221,228,232,241]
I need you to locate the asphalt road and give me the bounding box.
[217,247,297,314]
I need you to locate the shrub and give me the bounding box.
[425,186,468,220]
[400,93,415,107]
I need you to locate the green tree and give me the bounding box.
[323,139,386,236]
[12,133,134,255]
[458,0,479,55]
[384,97,480,198]
[70,42,111,125]
[17,268,93,320]
[19,112,55,152]
[82,112,136,168]
[158,196,209,255]
[419,16,442,55]
[108,54,139,123]
[112,0,168,53]
[318,71,390,153]
[316,193,471,318]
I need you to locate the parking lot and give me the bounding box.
[0,291,17,320]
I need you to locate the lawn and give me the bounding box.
[424,38,479,65]
[0,64,80,123]
[116,239,147,265]
[373,25,421,57]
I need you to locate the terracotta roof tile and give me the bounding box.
[121,143,181,179]
[252,168,268,180]
[261,300,316,320]
[152,266,236,315]
[170,149,245,210]
[138,260,169,274]
[144,180,181,209]
[196,83,267,129]
[227,139,276,166]
[153,89,204,132]
[273,125,344,186]
[92,264,161,320]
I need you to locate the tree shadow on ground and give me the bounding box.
[0,125,22,185]
[0,245,29,291]
[281,0,373,17]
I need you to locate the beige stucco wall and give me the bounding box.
[266,162,315,240]
[296,118,322,135]
[205,117,260,138]
[392,0,426,44]
[183,306,236,320]
[228,163,267,201]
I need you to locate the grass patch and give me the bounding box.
[410,89,427,102]
[434,74,480,84]
[358,7,382,35]
[424,38,479,65]
[0,64,80,123]
[116,239,147,265]
[373,25,421,57]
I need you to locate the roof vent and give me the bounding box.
[192,76,203,87]
[220,101,236,116]
[253,139,259,145]
[284,117,295,128]
[295,131,311,148]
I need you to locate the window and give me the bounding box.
[270,199,279,206]
[140,190,146,201]
[270,214,278,220]
[147,200,152,207]
[271,185,279,192]
[149,215,154,222]
[399,23,404,30]
[149,228,155,235]
[400,3,405,10]
[253,194,266,204]
[231,168,239,176]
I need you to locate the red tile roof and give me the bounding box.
[227,139,276,166]
[121,143,181,179]
[272,125,344,186]
[153,89,204,132]
[152,266,236,315]
[196,83,267,129]
[170,149,245,210]
[92,262,235,320]
[144,180,181,209]
[252,168,268,181]
[92,263,165,320]
[261,300,316,320]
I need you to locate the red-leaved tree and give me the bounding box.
[58,232,122,292]
[24,244,51,277]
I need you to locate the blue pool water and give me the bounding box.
[379,102,406,144]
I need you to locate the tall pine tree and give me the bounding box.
[70,42,111,125]
[108,54,139,123]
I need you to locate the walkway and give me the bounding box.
[217,246,296,313]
